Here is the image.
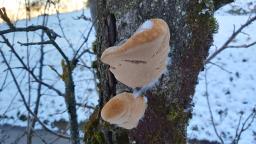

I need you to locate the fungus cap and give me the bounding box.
[100,92,133,125]
[117,96,147,129]
[101,92,147,129]
[101,18,170,88]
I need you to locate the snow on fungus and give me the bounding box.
[101,18,170,88]
[135,19,154,33]
[101,92,147,129]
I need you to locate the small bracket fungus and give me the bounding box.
[101,18,170,88]
[101,92,147,129]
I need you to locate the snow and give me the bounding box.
[136,20,153,33]
[0,0,255,143]
[187,13,256,144]
[216,0,256,15]
[0,9,97,129]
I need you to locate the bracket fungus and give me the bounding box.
[101,92,147,129]
[101,18,170,88]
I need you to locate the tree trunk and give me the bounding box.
[86,0,233,143]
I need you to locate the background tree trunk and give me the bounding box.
[86,0,233,143]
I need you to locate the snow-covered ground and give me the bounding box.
[0,0,256,143]
[188,1,256,143]
[187,15,256,143]
[216,0,256,15]
[0,9,97,129]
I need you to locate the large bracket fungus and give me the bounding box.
[101,92,147,129]
[100,19,170,129]
[101,18,170,88]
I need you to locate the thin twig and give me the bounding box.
[48,65,62,78]
[76,49,94,60]
[74,20,95,60]
[204,70,225,144]
[32,129,49,144]
[208,62,232,74]
[27,6,50,144]
[232,108,256,144]
[76,103,95,110]
[233,112,243,143]
[56,10,74,51]
[0,8,15,29]
[205,15,256,64]
[18,40,52,46]
[0,15,71,66]
[1,35,64,96]
[12,130,27,144]
[228,41,256,48]
[0,25,59,38]
[0,49,71,139]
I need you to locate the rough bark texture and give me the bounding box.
[86,0,232,143]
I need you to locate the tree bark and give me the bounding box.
[86,0,233,143]
[62,61,80,144]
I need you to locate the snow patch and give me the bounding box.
[136,20,154,33]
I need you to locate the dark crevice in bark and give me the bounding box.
[85,0,129,143]
[106,14,117,99]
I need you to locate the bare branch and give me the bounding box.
[74,10,92,21]
[18,40,52,46]
[233,112,243,143]
[1,35,64,96]
[76,49,94,60]
[56,10,74,51]
[228,41,256,48]
[74,20,95,60]
[0,10,71,65]
[204,70,224,144]
[241,109,256,130]
[205,15,256,64]
[0,49,71,139]
[233,108,256,144]
[77,63,92,71]
[31,129,49,144]
[0,25,59,38]
[0,7,15,29]
[51,40,71,66]
[27,9,49,144]
[0,65,9,91]
[48,65,62,78]
[0,25,71,65]
[12,130,27,144]
[76,103,95,110]
[208,62,232,73]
